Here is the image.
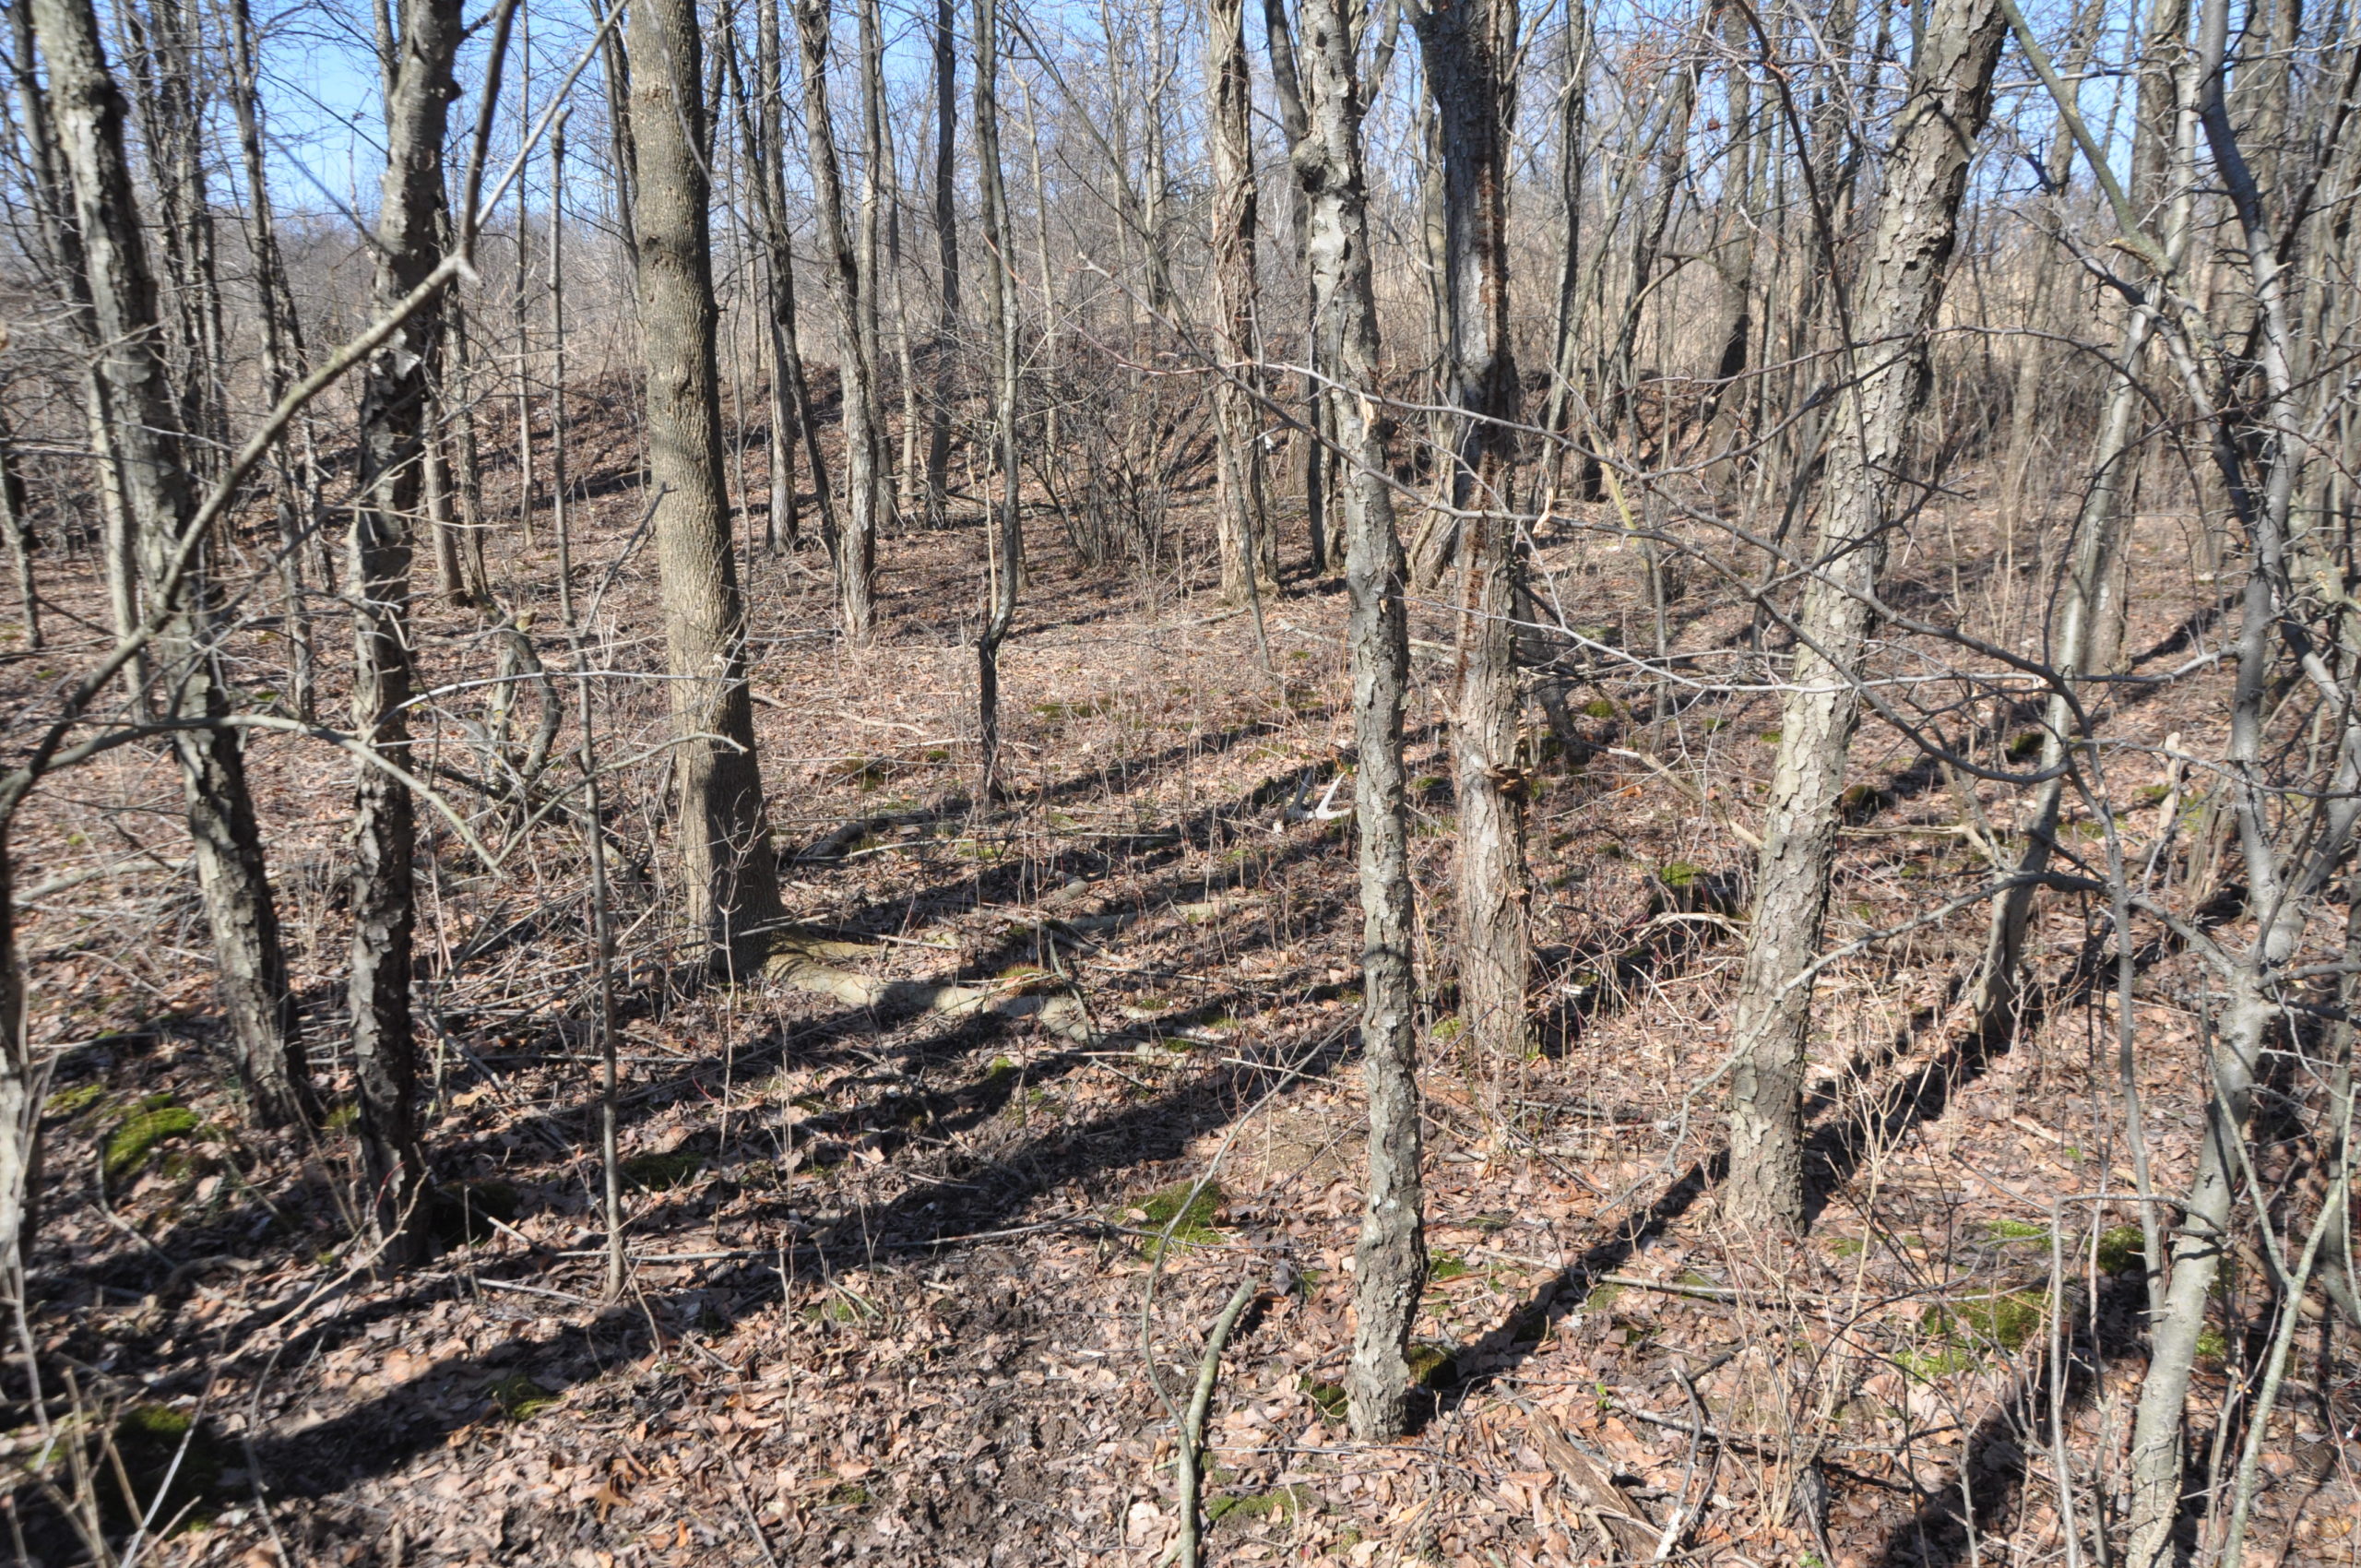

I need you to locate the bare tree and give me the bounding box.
[634,0,788,968]
[1289,0,1424,1443]
[1416,0,1530,1072]
[973,0,1020,799]
[345,0,471,1257]
[1206,0,1272,605]
[30,0,304,1127]
[796,0,884,640]
[927,0,959,524]
[1722,0,2008,1233]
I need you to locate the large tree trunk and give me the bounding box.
[796,0,883,640]
[32,0,305,1129]
[1289,0,1424,1443]
[1415,0,1529,1072]
[1207,0,1272,605]
[1722,0,2007,1233]
[633,0,789,969]
[347,0,466,1259]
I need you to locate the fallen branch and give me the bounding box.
[1174,1280,1258,1568]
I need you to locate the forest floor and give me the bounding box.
[5,395,2357,1566]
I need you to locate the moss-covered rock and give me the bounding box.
[101,1102,201,1183]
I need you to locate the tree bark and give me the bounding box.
[32,0,306,1129]
[347,0,466,1257]
[1415,0,1529,1071]
[633,0,789,969]
[1289,0,1424,1443]
[1722,0,2007,1233]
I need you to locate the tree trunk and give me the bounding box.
[796,0,883,640]
[1539,1,1589,512]
[1722,0,2007,1233]
[1974,0,2186,1040]
[734,0,836,556]
[972,0,1020,800]
[634,0,789,969]
[347,0,466,1258]
[1415,0,1529,1071]
[32,0,306,1130]
[1262,0,1327,574]
[927,0,958,523]
[1289,0,1424,1443]
[0,414,40,650]
[1208,0,1272,606]
[221,0,319,707]
[858,0,891,519]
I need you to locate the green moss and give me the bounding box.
[1299,1375,1347,1421]
[1430,1016,1465,1042]
[42,1082,108,1120]
[1580,697,1617,720]
[105,1404,224,1528]
[1829,1236,1866,1257]
[1760,730,1782,744]
[325,1101,360,1131]
[2195,1328,2228,1365]
[1136,1180,1224,1253]
[2138,784,2172,805]
[2095,1224,2148,1275]
[800,1294,871,1326]
[1406,1343,1457,1388]
[1207,1485,1314,1526]
[1986,1218,2050,1242]
[2007,731,2046,761]
[622,1151,703,1190]
[1428,1252,1473,1283]
[487,1372,559,1420]
[102,1104,201,1182]
[1656,861,1703,890]
[823,1481,872,1509]
[1922,1290,2047,1353]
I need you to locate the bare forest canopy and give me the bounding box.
[1,0,2357,1562]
